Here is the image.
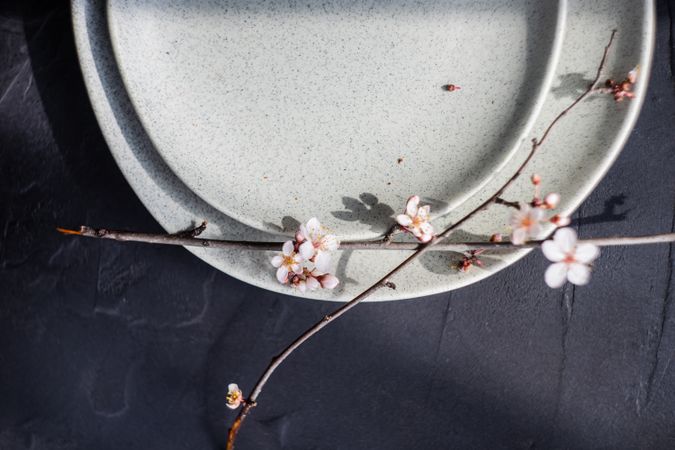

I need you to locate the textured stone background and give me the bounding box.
[1,1,674,449]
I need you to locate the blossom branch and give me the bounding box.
[223,30,619,448]
[57,226,675,251]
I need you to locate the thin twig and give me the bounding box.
[57,226,675,251]
[224,30,618,449]
[382,224,402,245]
[495,197,520,209]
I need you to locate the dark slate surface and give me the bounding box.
[1,1,674,449]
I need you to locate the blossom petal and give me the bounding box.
[322,234,340,251]
[510,209,525,228]
[299,224,310,241]
[410,227,423,238]
[282,240,294,256]
[319,274,339,289]
[419,221,434,236]
[276,266,289,284]
[531,207,545,221]
[545,262,568,288]
[297,280,307,292]
[291,263,303,274]
[567,262,591,285]
[396,214,413,227]
[511,227,528,245]
[306,276,320,291]
[305,217,321,238]
[314,251,332,273]
[553,227,577,253]
[542,239,565,262]
[419,233,433,243]
[406,195,420,216]
[417,205,431,220]
[271,255,284,267]
[299,240,315,260]
[529,222,542,239]
[575,243,600,264]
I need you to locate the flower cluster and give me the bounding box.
[457,249,485,272]
[597,66,638,102]
[396,195,435,242]
[510,174,570,245]
[542,227,600,288]
[271,218,340,292]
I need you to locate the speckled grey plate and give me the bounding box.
[72,0,654,301]
[106,0,566,239]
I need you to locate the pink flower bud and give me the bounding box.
[531,174,541,186]
[295,230,305,243]
[318,274,339,289]
[544,193,560,209]
[490,233,503,243]
[550,214,571,226]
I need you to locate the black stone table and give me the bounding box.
[1,1,674,449]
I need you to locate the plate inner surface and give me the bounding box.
[108,0,562,238]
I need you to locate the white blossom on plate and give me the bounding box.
[298,218,339,262]
[271,219,340,292]
[396,195,434,243]
[542,227,600,288]
[271,240,304,284]
[510,202,545,245]
[297,218,339,276]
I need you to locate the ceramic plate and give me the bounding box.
[72,0,654,301]
[106,0,565,239]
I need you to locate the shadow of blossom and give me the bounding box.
[334,249,359,289]
[421,197,450,214]
[571,194,630,227]
[263,216,302,234]
[552,72,594,100]
[331,193,395,233]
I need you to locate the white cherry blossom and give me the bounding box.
[298,218,339,261]
[226,383,243,410]
[396,195,434,243]
[542,227,600,288]
[510,202,545,245]
[271,240,303,284]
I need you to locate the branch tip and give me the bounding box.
[56,227,83,236]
